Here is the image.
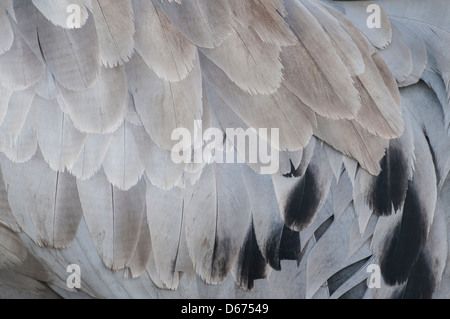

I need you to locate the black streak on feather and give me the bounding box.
[284,167,320,230]
[401,252,435,299]
[367,145,409,216]
[328,257,370,297]
[235,221,268,290]
[211,237,233,282]
[278,225,301,264]
[380,182,426,285]
[283,160,301,178]
[314,215,334,242]
[424,133,440,187]
[340,280,369,299]
[264,225,283,271]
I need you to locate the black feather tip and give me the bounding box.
[367,145,409,216]
[379,182,427,286]
[235,221,268,290]
[284,166,320,231]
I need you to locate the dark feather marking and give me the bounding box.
[314,215,334,242]
[235,221,268,290]
[211,237,233,282]
[401,252,435,299]
[328,257,370,296]
[264,224,283,271]
[283,160,300,178]
[367,144,409,216]
[424,133,441,187]
[284,167,320,230]
[278,225,301,264]
[339,280,368,299]
[380,182,426,285]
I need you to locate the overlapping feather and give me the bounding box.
[0,0,447,300]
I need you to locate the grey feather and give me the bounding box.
[132,125,184,191]
[313,116,388,176]
[0,87,34,154]
[404,81,450,189]
[91,0,135,67]
[183,151,252,285]
[35,96,86,171]
[69,133,113,180]
[228,0,296,46]
[394,22,427,88]
[153,0,233,48]
[1,150,83,248]
[0,21,43,90]
[379,24,412,83]
[77,170,146,270]
[200,20,283,95]
[125,207,151,279]
[146,180,186,289]
[58,65,127,135]
[133,0,196,82]
[127,52,203,150]
[283,0,361,120]
[2,95,37,164]
[35,7,99,91]
[201,51,315,151]
[102,121,145,191]
[0,223,27,269]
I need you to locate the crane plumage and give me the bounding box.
[0,0,449,299]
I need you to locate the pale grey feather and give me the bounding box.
[58,65,127,135]
[404,82,450,189]
[77,170,146,271]
[102,121,145,191]
[3,96,37,164]
[146,181,185,289]
[132,125,184,191]
[153,0,233,48]
[200,20,283,96]
[35,7,99,91]
[282,0,361,120]
[378,24,412,83]
[69,133,112,180]
[125,213,151,279]
[201,52,315,151]
[35,96,86,171]
[127,52,203,150]
[0,87,34,154]
[394,22,427,88]
[1,150,83,248]
[183,151,252,285]
[91,0,135,68]
[0,223,27,269]
[228,0,296,46]
[0,21,43,90]
[133,0,196,82]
